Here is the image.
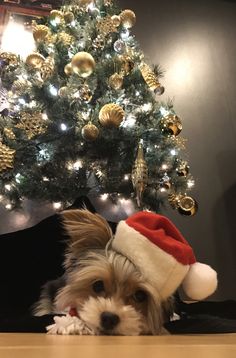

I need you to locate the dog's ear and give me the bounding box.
[61,209,112,254]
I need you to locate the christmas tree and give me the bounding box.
[0,0,197,216]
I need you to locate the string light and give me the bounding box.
[120,29,130,41]
[18,98,26,105]
[48,85,58,97]
[53,202,62,210]
[15,173,22,183]
[101,193,109,201]
[122,114,136,128]
[161,164,168,170]
[60,123,67,131]
[5,203,12,210]
[5,184,12,191]
[187,179,195,188]
[142,103,152,112]
[170,149,177,156]
[43,176,50,182]
[160,107,170,117]
[124,174,129,181]
[42,113,48,120]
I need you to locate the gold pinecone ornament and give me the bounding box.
[160,114,182,136]
[120,10,136,29]
[82,123,99,141]
[99,103,125,128]
[4,128,16,140]
[140,63,165,94]
[132,142,148,207]
[32,23,50,42]
[40,56,55,81]
[71,52,96,78]
[0,142,15,173]
[57,32,74,47]
[15,112,48,139]
[108,73,123,90]
[11,79,32,95]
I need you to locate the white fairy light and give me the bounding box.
[87,2,96,11]
[15,173,22,183]
[160,107,170,117]
[73,160,83,170]
[43,176,50,182]
[60,123,67,131]
[187,179,195,188]
[42,113,48,120]
[18,98,26,105]
[5,184,12,191]
[142,103,152,112]
[101,193,109,201]
[5,203,12,210]
[160,188,166,193]
[120,29,130,41]
[170,149,177,156]
[124,174,129,181]
[53,202,62,210]
[49,85,58,97]
[105,53,112,59]
[122,114,136,128]
[136,91,140,96]
[70,20,76,27]
[161,164,168,170]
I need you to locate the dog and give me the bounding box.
[33,209,173,335]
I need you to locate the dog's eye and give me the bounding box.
[133,290,147,303]
[92,280,105,294]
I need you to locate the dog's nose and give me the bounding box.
[100,311,120,330]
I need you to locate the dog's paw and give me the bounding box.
[46,314,95,335]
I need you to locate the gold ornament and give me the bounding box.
[11,79,32,95]
[32,24,50,42]
[15,112,48,139]
[178,196,198,216]
[120,9,136,29]
[140,63,165,94]
[4,128,16,140]
[26,53,45,69]
[132,142,148,207]
[0,142,15,172]
[58,86,68,97]
[63,11,75,23]
[49,10,64,24]
[108,73,123,90]
[71,52,95,78]
[119,55,134,75]
[79,84,92,103]
[160,177,172,190]
[64,63,73,76]
[168,193,180,209]
[57,32,74,46]
[111,15,121,27]
[97,16,118,35]
[93,35,105,50]
[0,52,19,67]
[82,122,99,141]
[176,160,190,177]
[103,0,113,6]
[78,0,94,6]
[40,56,54,81]
[160,114,182,136]
[99,103,125,128]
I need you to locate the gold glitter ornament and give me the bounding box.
[120,9,136,29]
[160,114,182,136]
[58,86,68,97]
[82,122,99,141]
[111,15,121,27]
[40,56,54,81]
[120,55,134,75]
[178,196,198,216]
[97,16,118,35]
[63,11,75,23]
[108,73,123,90]
[32,24,50,42]
[93,35,105,50]
[79,84,92,103]
[0,52,19,67]
[26,53,45,69]
[57,32,74,46]
[99,103,125,128]
[0,142,15,172]
[11,79,32,95]
[15,112,48,139]
[140,63,165,94]
[132,142,148,207]
[64,63,73,76]
[71,52,95,78]
[3,128,16,140]
[49,10,64,24]
[176,160,190,177]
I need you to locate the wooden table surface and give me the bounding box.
[0,334,236,358]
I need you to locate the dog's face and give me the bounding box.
[54,209,172,335]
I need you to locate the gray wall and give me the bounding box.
[0,0,235,300]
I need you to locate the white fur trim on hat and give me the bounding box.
[182,262,218,300]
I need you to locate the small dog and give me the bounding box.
[33,209,173,335]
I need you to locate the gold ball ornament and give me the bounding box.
[49,10,64,24]
[64,63,73,76]
[58,86,68,98]
[82,123,99,141]
[178,196,198,216]
[0,142,15,172]
[63,11,75,23]
[120,9,136,29]
[108,73,123,90]
[160,115,182,136]
[3,128,16,140]
[176,160,190,177]
[99,103,125,128]
[111,15,121,27]
[71,52,95,78]
[26,53,45,69]
[32,24,50,42]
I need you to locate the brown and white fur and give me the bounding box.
[33,209,173,335]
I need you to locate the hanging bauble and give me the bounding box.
[15,112,48,139]
[49,10,64,25]
[120,9,136,29]
[168,193,180,209]
[111,15,121,27]
[176,160,190,177]
[93,35,105,50]
[178,196,198,216]
[132,142,148,207]
[4,128,16,140]
[0,52,19,68]
[114,40,126,54]
[57,32,74,47]
[0,142,15,172]
[140,63,164,94]
[99,103,125,128]
[108,73,123,90]
[64,63,73,76]
[79,84,92,103]
[63,11,75,23]
[58,86,68,98]
[82,122,99,141]
[32,24,50,42]
[160,114,182,136]
[119,55,134,75]
[97,16,118,35]
[11,79,32,95]
[40,56,54,81]
[71,52,95,78]
[26,53,45,69]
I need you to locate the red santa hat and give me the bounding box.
[112,211,217,301]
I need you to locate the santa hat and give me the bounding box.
[112,211,217,301]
